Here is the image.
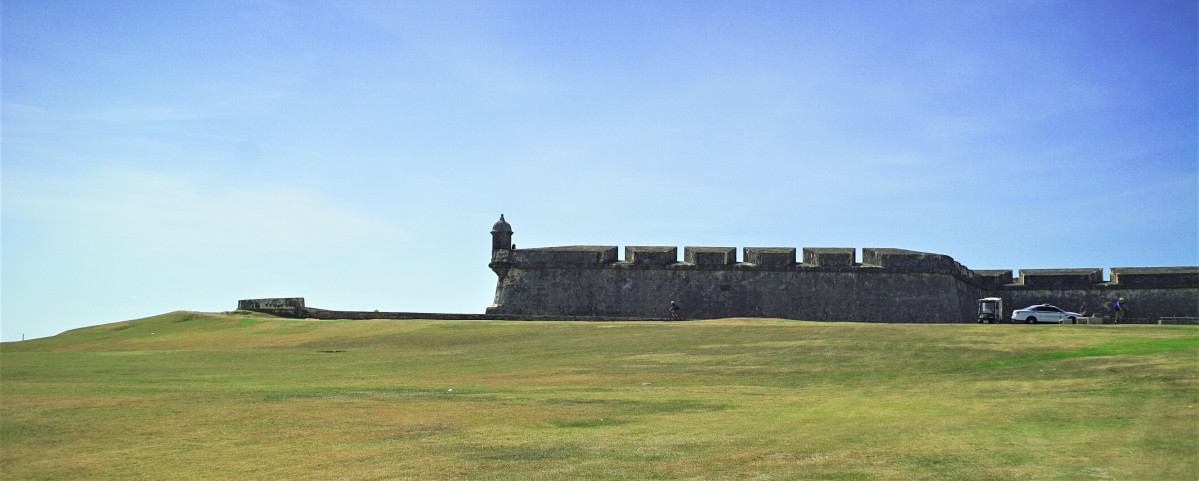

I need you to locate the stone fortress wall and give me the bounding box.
[238,297,306,316]
[485,216,1199,323]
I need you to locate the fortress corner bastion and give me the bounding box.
[484,215,1199,323]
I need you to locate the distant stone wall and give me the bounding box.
[238,298,305,312]
[234,300,665,322]
[998,269,1199,322]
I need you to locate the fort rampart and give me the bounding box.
[485,216,1198,323]
[234,217,1198,323]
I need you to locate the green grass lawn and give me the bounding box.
[2,312,1196,480]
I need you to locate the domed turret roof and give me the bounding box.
[491,214,512,233]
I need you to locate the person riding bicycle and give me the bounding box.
[1112,297,1127,323]
[668,301,681,321]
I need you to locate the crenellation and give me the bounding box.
[684,247,737,265]
[973,270,1014,289]
[744,247,796,267]
[862,248,954,271]
[1110,267,1199,288]
[803,247,855,267]
[512,246,619,266]
[625,246,678,265]
[1018,268,1103,288]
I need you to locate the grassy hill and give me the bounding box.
[2,312,1196,480]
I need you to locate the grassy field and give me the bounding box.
[2,312,1196,480]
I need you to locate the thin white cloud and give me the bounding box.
[4,169,407,254]
[3,101,324,159]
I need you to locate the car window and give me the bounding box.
[1046,306,1063,312]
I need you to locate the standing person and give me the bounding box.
[1113,297,1127,323]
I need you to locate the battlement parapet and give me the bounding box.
[744,247,797,267]
[1110,267,1199,288]
[494,240,1193,290]
[1018,268,1103,288]
[504,244,972,275]
[511,246,618,266]
[803,248,855,267]
[625,246,678,265]
[684,247,737,265]
[972,269,1014,289]
[861,248,955,271]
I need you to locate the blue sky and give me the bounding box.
[3,1,1196,341]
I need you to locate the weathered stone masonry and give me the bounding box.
[238,298,306,317]
[486,216,1199,323]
